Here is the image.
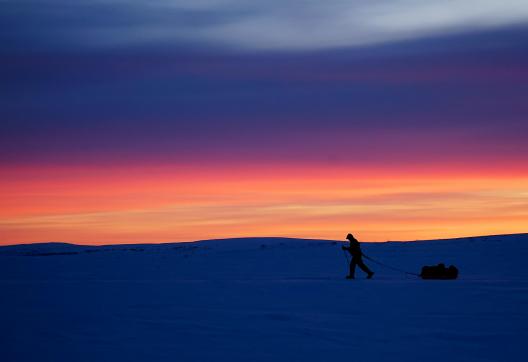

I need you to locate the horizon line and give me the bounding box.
[2,232,527,248]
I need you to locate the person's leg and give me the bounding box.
[356,258,373,276]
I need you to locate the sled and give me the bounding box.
[420,263,458,280]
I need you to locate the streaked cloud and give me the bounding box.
[1,165,527,243]
[2,0,528,51]
[189,0,528,50]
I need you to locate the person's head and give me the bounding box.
[346,233,355,242]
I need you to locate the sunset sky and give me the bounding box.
[1,1,527,244]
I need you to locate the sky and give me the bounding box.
[1,1,528,244]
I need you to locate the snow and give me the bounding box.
[1,234,527,362]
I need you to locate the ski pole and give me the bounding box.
[342,248,350,266]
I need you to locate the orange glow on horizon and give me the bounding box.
[1,163,527,245]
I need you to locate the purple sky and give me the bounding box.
[1,1,527,169]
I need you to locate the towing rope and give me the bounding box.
[362,253,421,277]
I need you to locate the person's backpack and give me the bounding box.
[420,263,458,279]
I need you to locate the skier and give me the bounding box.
[342,233,374,279]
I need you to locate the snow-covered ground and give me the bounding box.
[1,234,527,362]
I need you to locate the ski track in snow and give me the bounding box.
[1,234,527,362]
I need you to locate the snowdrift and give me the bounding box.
[1,234,527,362]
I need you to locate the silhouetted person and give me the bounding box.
[342,233,374,279]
